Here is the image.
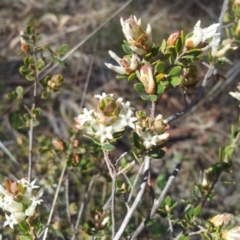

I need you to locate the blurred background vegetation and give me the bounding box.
[0,0,240,239]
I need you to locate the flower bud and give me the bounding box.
[98,95,122,124]
[153,114,168,133]
[136,63,156,94]
[120,16,152,55]
[20,30,29,54]
[167,31,180,46]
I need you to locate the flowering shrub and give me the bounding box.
[2,1,240,240]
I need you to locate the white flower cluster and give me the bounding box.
[186,20,237,62]
[0,178,43,229]
[75,93,137,143]
[135,114,169,149]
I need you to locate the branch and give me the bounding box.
[130,163,182,239]
[113,156,150,240]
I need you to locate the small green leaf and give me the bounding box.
[33,120,40,127]
[165,196,172,206]
[36,59,45,71]
[116,74,128,79]
[193,205,201,216]
[133,132,143,149]
[128,72,136,81]
[134,83,145,93]
[32,108,42,116]
[101,143,116,151]
[224,146,234,156]
[160,39,167,52]
[141,94,157,102]
[24,56,34,66]
[19,66,30,75]
[170,76,181,87]
[168,66,182,77]
[19,235,33,240]
[156,62,165,73]
[58,44,68,55]
[185,49,202,57]
[157,84,165,94]
[41,91,50,99]
[19,220,29,232]
[26,72,35,81]
[147,148,165,159]
[146,219,157,227]
[175,37,182,54]
[52,56,68,67]
[26,25,35,35]
[122,43,132,54]
[6,92,18,100]
[16,86,24,98]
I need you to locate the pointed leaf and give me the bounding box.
[157,84,165,94]
[168,66,182,77]
[147,148,165,159]
[156,62,165,73]
[128,72,136,81]
[134,83,145,93]
[160,39,167,52]
[16,86,24,97]
[122,43,132,54]
[101,143,116,151]
[36,59,45,71]
[141,94,157,102]
[58,44,69,55]
[170,76,181,87]
[133,132,143,149]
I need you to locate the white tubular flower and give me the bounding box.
[229,91,240,101]
[185,20,219,48]
[207,34,221,57]
[216,39,237,58]
[75,108,94,128]
[4,214,18,229]
[95,92,113,100]
[95,125,114,143]
[105,50,139,75]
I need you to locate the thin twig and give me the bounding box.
[41,159,68,240]
[65,175,75,234]
[27,39,39,183]
[127,161,144,204]
[113,156,151,240]
[103,151,116,238]
[130,163,182,240]
[79,39,98,109]
[71,176,96,240]
[0,141,19,165]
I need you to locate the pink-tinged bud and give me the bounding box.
[20,30,29,54]
[136,63,156,94]
[167,31,180,46]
